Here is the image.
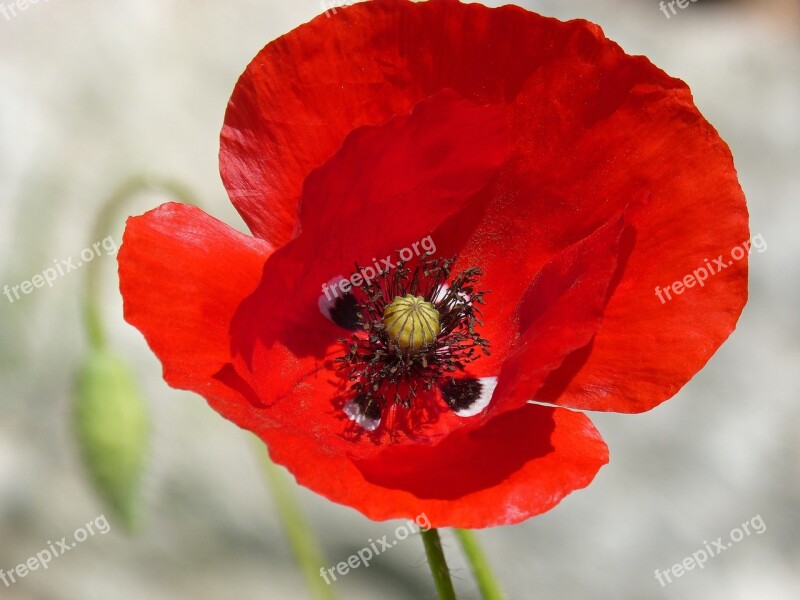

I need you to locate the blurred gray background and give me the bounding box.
[0,0,798,598]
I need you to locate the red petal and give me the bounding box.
[229,90,509,415]
[485,44,749,413]
[222,0,747,415]
[262,403,608,528]
[487,207,634,415]
[220,0,556,244]
[118,203,272,426]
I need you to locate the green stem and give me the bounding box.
[84,175,198,350]
[257,442,336,600]
[455,529,505,600]
[421,528,458,600]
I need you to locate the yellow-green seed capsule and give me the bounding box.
[383,294,441,353]
[75,350,150,531]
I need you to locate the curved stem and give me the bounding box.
[84,175,198,350]
[421,528,458,600]
[455,529,505,600]
[257,442,336,600]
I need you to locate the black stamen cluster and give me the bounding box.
[335,256,490,422]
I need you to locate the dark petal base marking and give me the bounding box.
[336,256,491,430]
[441,376,497,417]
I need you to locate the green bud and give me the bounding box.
[75,350,150,531]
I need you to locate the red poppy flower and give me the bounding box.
[119,0,748,528]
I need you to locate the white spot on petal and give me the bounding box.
[434,283,472,307]
[455,376,497,417]
[318,275,347,322]
[344,400,381,432]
